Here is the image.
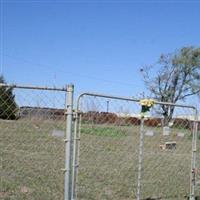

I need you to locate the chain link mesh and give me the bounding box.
[1,85,67,200]
[1,86,199,200]
[74,95,141,200]
[141,104,197,200]
[196,121,200,197]
[74,94,199,200]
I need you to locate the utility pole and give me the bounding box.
[106,100,109,113]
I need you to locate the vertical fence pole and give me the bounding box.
[71,97,83,200]
[71,110,79,200]
[190,108,198,200]
[137,117,145,200]
[64,84,74,200]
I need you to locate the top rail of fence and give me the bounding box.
[0,83,69,92]
[77,92,198,114]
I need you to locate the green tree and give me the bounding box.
[141,47,200,125]
[0,75,18,119]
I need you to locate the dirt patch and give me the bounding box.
[20,186,31,194]
[0,191,9,198]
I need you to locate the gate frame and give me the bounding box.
[71,92,198,200]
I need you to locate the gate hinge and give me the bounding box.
[72,110,77,121]
[72,110,82,121]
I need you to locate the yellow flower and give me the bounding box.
[139,99,155,107]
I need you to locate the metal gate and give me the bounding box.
[72,93,199,200]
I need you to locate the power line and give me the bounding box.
[2,53,143,88]
[3,0,200,3]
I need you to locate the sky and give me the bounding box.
[0,0,200,106]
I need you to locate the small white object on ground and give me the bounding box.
[52,130,65,138]
[145,130,155,136]
[177,132,185,137]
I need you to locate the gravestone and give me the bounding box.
[165,141,176,150]
[145,130,155,136]
[177,132,185,137]
[163,126,170,136]
[52,130,65,138]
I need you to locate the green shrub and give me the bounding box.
[0,75,18,120]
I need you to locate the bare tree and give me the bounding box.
[141,47,200,125]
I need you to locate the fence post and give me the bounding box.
[190,109,198,200]
[137,117,145,200]
[64,84,74,200]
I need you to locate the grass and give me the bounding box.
[1,119,200,200]
[1,119,65,200]
[77,123,200,200]
[81,125,127,137]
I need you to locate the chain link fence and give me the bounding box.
[72,93,141,200]
[1,84,199,200]
[196,120,200,198]
[0,84,70,200]
[72,93,199,200]
[139,104,198,200]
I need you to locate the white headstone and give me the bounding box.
[145,130,155,136]
[177,132,185,137]
[163,126,170,136]
[52,130,65,138]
